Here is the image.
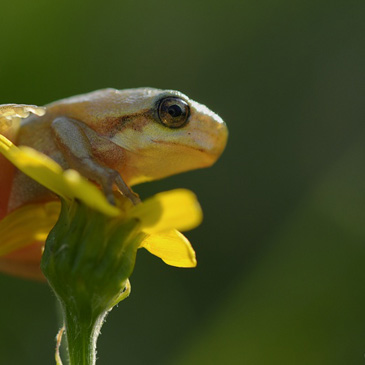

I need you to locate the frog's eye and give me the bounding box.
[158,97,190,128]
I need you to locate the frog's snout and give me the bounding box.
[209,116,228,160]
[188,102,228,166]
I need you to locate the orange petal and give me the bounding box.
[0,241,46,281]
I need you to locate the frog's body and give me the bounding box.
[2,88,228,215]
[0,88,227,279]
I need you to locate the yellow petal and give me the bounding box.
[140,229,197,268]
[0,134,119,216]
[129,189,203,234]
[62,169,120,216]
[0,202,60,257]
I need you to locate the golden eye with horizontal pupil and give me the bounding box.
[158,97,190,128]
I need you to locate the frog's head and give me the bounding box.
[104,88,228,185]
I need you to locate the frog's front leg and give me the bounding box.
[51,117,140,205]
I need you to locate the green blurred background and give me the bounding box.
[1,0,365,364]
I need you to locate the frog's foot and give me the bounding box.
[99,167,140,205]
[0,104,46,140]
[115,175,141,205]
[81,162,140,206]
[0,104,46,120]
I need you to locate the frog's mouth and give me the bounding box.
[149,139,221,162]
[118,139,218,187]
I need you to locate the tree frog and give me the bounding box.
[1,88,228,214]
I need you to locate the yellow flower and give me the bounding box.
[0,132,201,280]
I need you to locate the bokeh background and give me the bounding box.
[1,0,365,364]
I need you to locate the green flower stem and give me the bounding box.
[63,308,104,365]
[41,199,145,365]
